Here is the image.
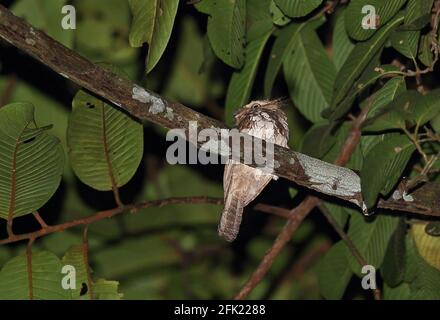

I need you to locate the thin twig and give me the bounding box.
[234,196,320,300]
[33,211,48,229]
[0,197,223,245]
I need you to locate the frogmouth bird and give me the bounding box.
[218,100,289,242]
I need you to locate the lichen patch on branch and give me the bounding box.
[131,85,166,115]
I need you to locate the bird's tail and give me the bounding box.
[218,193,243,242]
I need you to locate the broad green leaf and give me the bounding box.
[404,0,434,29]
[333,9,355,71]
[317,241,352,299]
[382,219,407,287]
[345,0,407,41]
[283,23,336,123]
[364,89,440,132]
[128,0,179,73]
[367,76,407,118]
[62,245,91,299]
[364,91,420,131]
[405,235,440,299]
[246,0,273,41]
[330,64,401,120]
[0,103,64,220]
[346,213,399,276]
[412,223,440,271]
[62,246,123,300]
[0,251,71,300]
[225,31,272,126]
[94,279,123,300]
[432,113,440,133]
[67,91,144,192]
[330,13,405,114]
[413,89,440,127]
[418,34,435,67]
[300,122,337,159]
[390,30,420,58]
[270,0,291,26]
[196,0,246,69]
[322,202,355,229]
[361,134,415,208]
[322,124,364,171]
[264,22,306,98]
[274,0,323,18]
[11,0,74,48]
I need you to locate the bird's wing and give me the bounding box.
[223,162,273,206]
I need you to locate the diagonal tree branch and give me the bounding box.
[0,5,438,217]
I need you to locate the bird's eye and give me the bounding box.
[252,103,261,108]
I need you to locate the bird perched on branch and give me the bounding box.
[218,99,289,242]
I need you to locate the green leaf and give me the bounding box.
[412,223,440,271]
[367,76,407,118]
[62,246,123,300]
[61,245,91,299]
[94,279,123,300]
[0,103,64,220]
[0,251,71,300]
[11,0,74,48]
[196,0,246,69]
[330,13,405,115]
[390,30,420,58]
[329,64,401,120]
[346,213,399,276]
[404,0,434,30]
[225,31,272,126]
[361,134,415,208]
[345,0,407,41]
[322,202,355,229]
[333,8,355,71]
[318,241,352,299]
[270,0,291,26]
[246,0,273,41]
[322,124,364,171]
[300,122,337,159]
[418,34,435,67]
[432,113,440,133]
[382,219,407,287]
[128,0,179,73]
[364,89,440,132]
[264,22,306,98]
[67,91,144,191]
[274,0,323,18]
[405,235,440,299]
[283,23,336,123]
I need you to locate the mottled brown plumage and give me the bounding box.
[218,100,289,242]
